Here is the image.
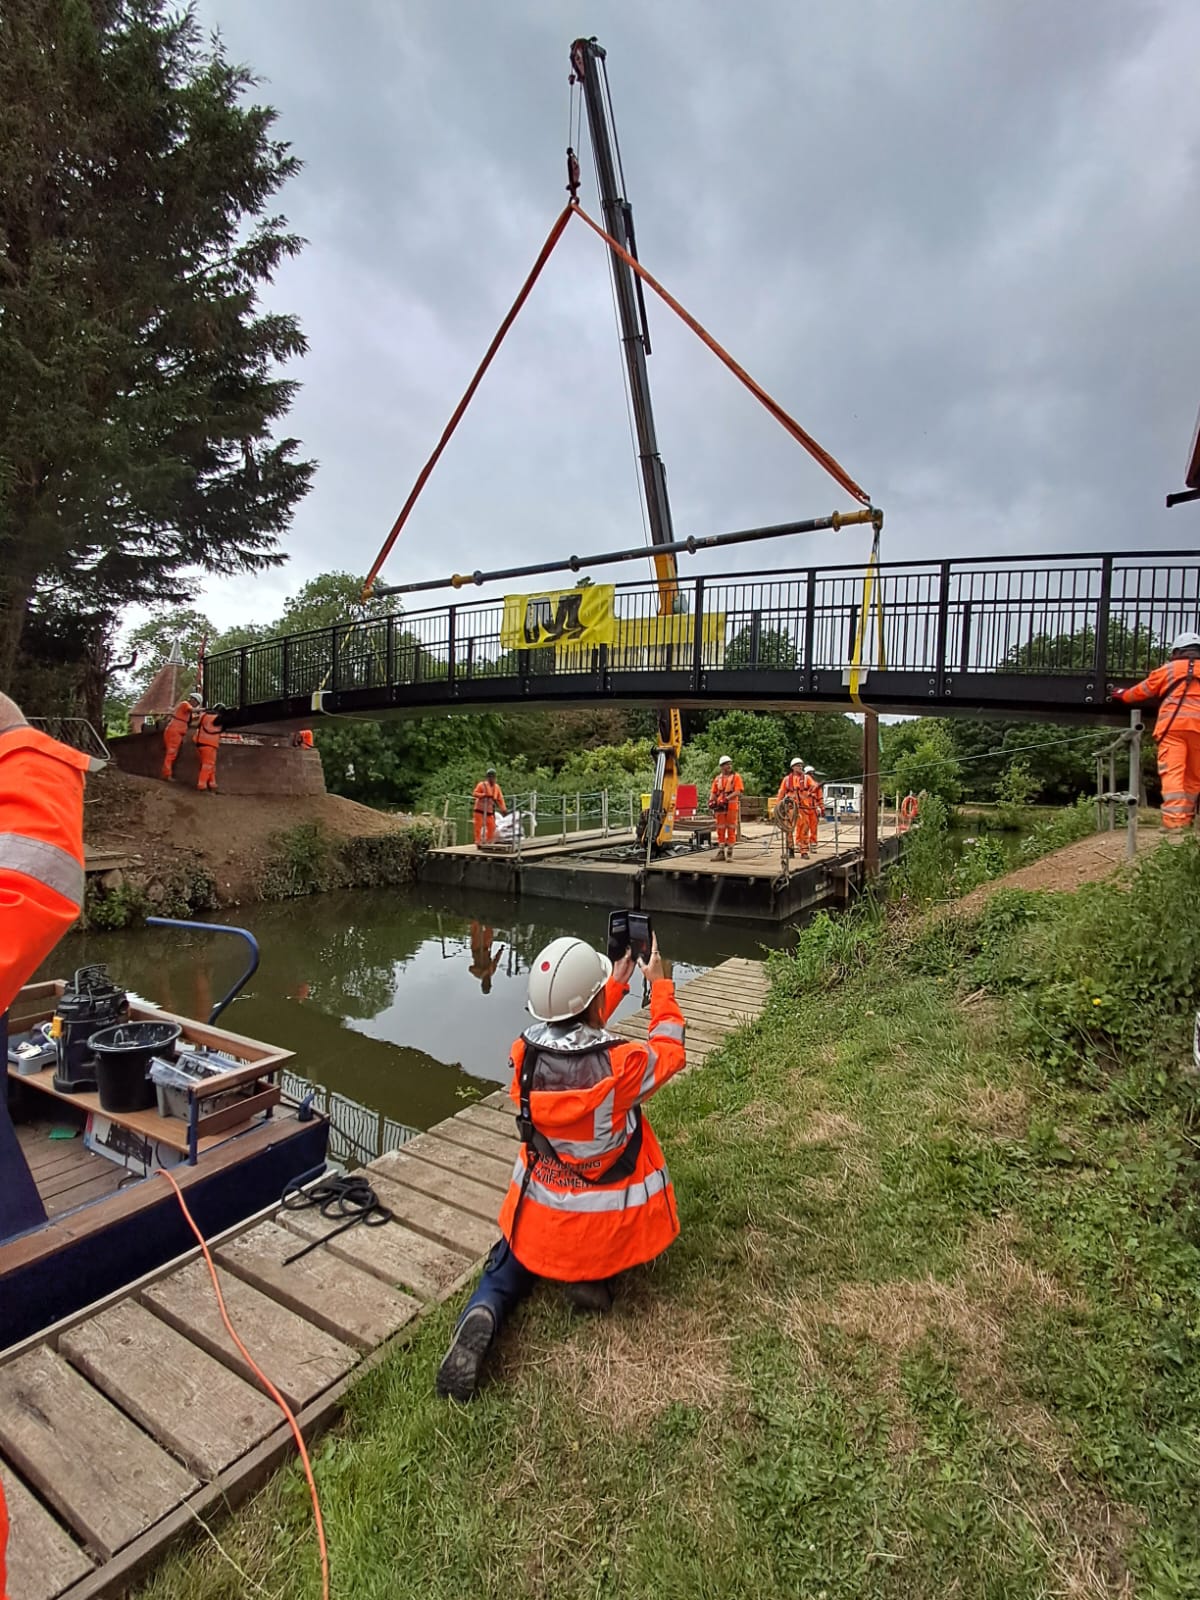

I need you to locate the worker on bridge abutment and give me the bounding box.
[160,690,201,781]
[1112,631,1200,835]
[436,930,687,1401]
[472,768,507,847]
[193,705,225,793]
[709,756,744,861]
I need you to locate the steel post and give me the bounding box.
[1127,712,1142,861]
[862,712,880,881]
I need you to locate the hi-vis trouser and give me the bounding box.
[1158,731,1200,831]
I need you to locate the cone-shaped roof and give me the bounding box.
[130,642,189,718]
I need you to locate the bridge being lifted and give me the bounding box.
[205,546,1200,730]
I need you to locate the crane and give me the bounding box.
[569,37,683,864]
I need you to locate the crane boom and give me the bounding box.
[571,36,682,859]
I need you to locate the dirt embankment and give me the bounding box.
[954,825,1161,916]
[85,765,413,905]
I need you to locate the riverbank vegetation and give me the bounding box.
[143,828,1200,1600]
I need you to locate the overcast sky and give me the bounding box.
[192,0,1200,631]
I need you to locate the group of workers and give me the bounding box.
[159,691,225,792]
[775,758,824,859]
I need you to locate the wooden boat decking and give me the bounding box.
[2,958,771,1600]
[15,1124,129,1219]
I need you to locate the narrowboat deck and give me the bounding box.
[14,1122,129,1218]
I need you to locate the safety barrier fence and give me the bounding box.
[204,550,1200,718]
[438,789,641,850]
[282,1069,420,1169]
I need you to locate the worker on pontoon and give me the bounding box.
[159,690,201,781]
[193,704,225,794]
[709,755,743,861]
[293,728,314,749]
[776,757,809,858]
[801,765,824,854]
[472,768,507,847]
[437,930,686,1401]
[1112,630,1200,835]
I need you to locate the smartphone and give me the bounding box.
[627,912,653,965]
[607,911,630,963]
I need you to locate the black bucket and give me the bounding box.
[88,1022,183,1114]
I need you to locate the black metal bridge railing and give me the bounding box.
[204,549,1200,725]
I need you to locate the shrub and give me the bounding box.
[1019,795,1095,861]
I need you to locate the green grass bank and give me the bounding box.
[142,836,1200,1600]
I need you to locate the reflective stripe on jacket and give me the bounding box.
[0,726,93,1012]
[497,975,688,1279]
[1119,658,1200,738]
[709,771,744,814]
[473,779,505,816]
[194,713,222,749]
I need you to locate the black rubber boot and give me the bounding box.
[436,1306,496,1401]
[562,1279,614,1314]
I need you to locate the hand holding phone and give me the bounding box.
[638,932,665,985]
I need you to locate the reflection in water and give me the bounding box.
[42,884,777,1134]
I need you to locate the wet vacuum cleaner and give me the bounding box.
[51,964,129,1094]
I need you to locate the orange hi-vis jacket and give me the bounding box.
[802,773,824,814]
[1,725,94,1014]
[473,778,505,817]
[194,712,222,748]
[166,699,194,737]
[498,975,688,1280]
[1117,658,1200,737]
[777,771,806,808]
[709,770,744,814]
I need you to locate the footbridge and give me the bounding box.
[203,548,1200,729]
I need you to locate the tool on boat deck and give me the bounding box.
[51,964,128,1094]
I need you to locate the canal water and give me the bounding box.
[45,886,779,1137]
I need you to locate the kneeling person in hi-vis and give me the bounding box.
[437,931,687,1401]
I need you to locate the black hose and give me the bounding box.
[279,1173,392,1264]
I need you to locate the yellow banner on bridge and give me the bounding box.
[612,613,725,650]
[500,585,617,650]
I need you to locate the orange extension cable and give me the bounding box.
[157,1168,330,1600]
[362,200,872,599]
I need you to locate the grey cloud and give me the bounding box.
[194,0,1200,629]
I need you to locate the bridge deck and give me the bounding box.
[203,549,1200,728]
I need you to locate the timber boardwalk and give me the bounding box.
[1,957,770,1600]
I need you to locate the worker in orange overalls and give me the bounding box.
[437,929,687,1401]
[0,694,95,1594]
[159,691,201,780]
[193,705,225,793]
[709,755,744,861]
[800,765,825,854]
[472,767,506,846]
[776,757,809,858]
[0,692,94,1016]
[1112,630,1200,835]
[293,728,314,748]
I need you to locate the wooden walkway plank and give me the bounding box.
[0,1346,197,1559]
[141,1261,356,1410]
[364,1169,498,1259]
[276,1207,474,1302]
[0,1459,95,1600]
[400,1130,515,1192]
[454,1103,520,1140]
[60,1300,279,1480]
[367,1149,507,1221]
[216,1221,422,1352]
[425,1114,518,1166]
[479,1089,512,1111]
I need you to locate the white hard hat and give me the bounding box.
[1173,630,1200,651]
[718,754,732,765]
[526,936,611,1023]
[790,757,803,768]
[804,765,815,774]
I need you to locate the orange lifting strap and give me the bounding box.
[362,202,871,598]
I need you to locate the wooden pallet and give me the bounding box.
[2,959,768,1599]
